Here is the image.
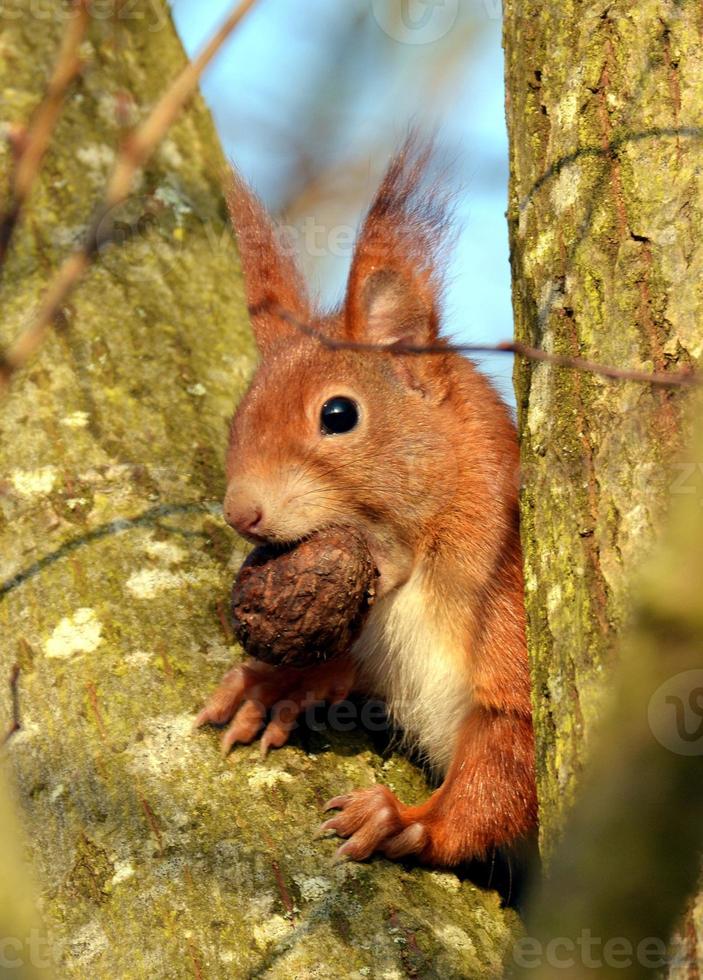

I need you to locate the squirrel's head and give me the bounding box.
[224,138,513,592]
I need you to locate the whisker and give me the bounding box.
[286,482,378,505]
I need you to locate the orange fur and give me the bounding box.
[199,136,537,866]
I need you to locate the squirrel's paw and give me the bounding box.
[319,785,428,862]
[194,657,356,758]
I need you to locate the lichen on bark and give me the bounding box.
[503,0,703,969]
[0,3,521,975]
[504,0,703,851]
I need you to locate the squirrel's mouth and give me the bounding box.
[236,527,275,547]
[238,524,325,552]
[240,521,356,554]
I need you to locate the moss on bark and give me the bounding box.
[504,0,703,972]
[504,0,703,849]
[0,3,520,975]
[513,396,703,980]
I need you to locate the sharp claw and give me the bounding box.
[332,845,352,865]
[336,838,373,862]
[323,795,351,812]
[314,819,340,839]
[193,710,211,730]
[259,737,271,760]
[220,730,239,757]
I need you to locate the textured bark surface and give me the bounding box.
[0,4,520,976]
[515,396,703,980]
[504,0,703,847]
[503,0,703,972]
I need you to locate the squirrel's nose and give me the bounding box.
[225,501,265,539]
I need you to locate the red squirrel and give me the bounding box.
[196,138,537,866]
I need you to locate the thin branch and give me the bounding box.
[253,301,700,389]
[2,664,21,747]
[0,0,258,394]
[0,0,89,272]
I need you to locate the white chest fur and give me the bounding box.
[351,571,473,774]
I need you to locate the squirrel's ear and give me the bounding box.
[227,168,309,357]
[354,266,438,349]
[343,136,453,396]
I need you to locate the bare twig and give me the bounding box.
[254,301,700,389]
[0,0,258,393]
[0,0,89,272]
[86,680,108,742]
[2,664,21,747]
[138,793,164,855]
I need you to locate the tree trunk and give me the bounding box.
[512,395,703,980]
[504,0,703,967]
[0,4,520,976]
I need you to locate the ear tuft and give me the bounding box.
[227,168,310,356]
[344,135,454,401]
[344,134,453,350]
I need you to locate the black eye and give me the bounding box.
[320,396,359,435]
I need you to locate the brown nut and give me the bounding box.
[230,527,378,668]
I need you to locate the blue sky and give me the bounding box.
[171,0,515,402]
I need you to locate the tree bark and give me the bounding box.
[504,0,703,969]
[0,3,520,976]
[513,394,703,980]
